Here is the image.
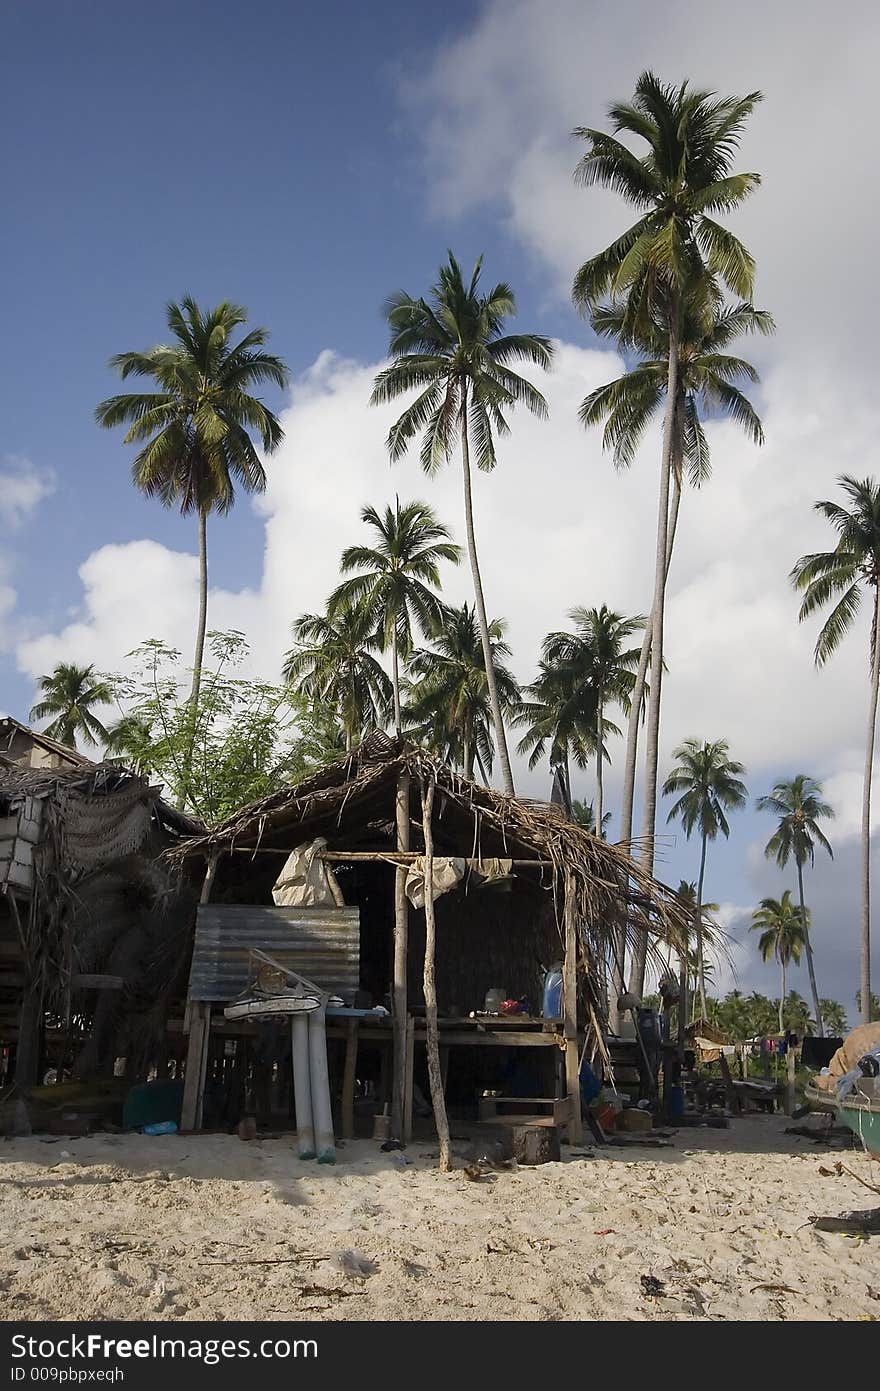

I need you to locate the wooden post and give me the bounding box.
[403,1013,415,1144]
[392,771,410,1140]
[180,854,219,1132]
[420,777,452,1171]
[180,1002,211,1131]
[341,1018,359,1141]
[562,870,584,1144]
[785,1045,797,1116]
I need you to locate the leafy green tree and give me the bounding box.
[819,999,848,1037]
[104,713,156,774]
[283,608,392,752]
[371,253,553,796]
[110,633,305,823]
[405,604,520,781]
[781,989,816,1038]
[328,500,459,735]
[792,475,880,1023]
[541,606,645,832]
[572,74,762,1001]
[95,298,288,738]
[30,663,111,749]
[751,891,807,1033]
[756,774,834,1035]
[582,294,772,854]
[663,738,748,1018]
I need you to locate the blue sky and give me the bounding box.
[2,0,567,695]
[3,1,879,1015]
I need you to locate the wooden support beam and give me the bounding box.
[562,869,584,1145]
[180,1002,211,1132]
[180,854,219,1132]
[341,1018,359,1141]
[222,847,554,867]
[403,1012,415,1144]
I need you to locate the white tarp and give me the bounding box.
[404,856,465,909]
[272,838,346,908]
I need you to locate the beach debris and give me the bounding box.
[750,1283,799,1296]
[237,1117,257,1141]
[327,1248,377,1279]
[390,1152,411,1167]
[463,1163,493,1182]
[380,1139,404,1152]
[640,1275,666,1298]
[811,1208,880,1236]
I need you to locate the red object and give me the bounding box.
[501,998,526,1015]
[594,1104,617,1132]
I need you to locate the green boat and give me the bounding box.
[805,1081,880,1157]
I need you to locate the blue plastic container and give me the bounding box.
[542,967,563,1020]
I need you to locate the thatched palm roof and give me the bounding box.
[171,734,690,986]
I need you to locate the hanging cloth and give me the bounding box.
[404,856,465,909]
[272,838,345,908]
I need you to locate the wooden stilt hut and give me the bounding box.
[169,733,688,1143]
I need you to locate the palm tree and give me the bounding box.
[104,713,156,774]
[370,252,553,796]
[663,739,748,1019]
[283,608,392,751]
[792,476,880,1024]
[582,295,772,855]
[751,892,807,1033]
[405,604,520,781]
[95,298,288,732]
[328,500,460,735]
[572,800,612,838]
[572,74,761,897]
[542,606,645,833]
[516,658,601,803]
[673,879,719,1020]
[30,663,111,749]
[819,999,848,1038]
[756,775,834,1036]
[781,989,815,1037]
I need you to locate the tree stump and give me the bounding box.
[512,1123,560,1165]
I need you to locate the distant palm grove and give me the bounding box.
[28,74,877,1028]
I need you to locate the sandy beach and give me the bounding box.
[1,1114,878,1322]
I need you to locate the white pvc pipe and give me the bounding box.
[307,1002,336,1164]
[291,1012,315,1160]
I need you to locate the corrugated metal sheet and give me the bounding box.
[188,904,360,1002]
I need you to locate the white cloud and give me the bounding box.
[0,456,55,653]
[404,0,880,378]
[1,456,54,528]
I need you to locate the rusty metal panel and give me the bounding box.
[188,904,360,1003]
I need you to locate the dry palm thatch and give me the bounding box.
[170,734,692,1053]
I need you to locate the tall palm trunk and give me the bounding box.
[595,699,604,834]
[631,311,680,994]
[460,387,515,797]
[462,717,473,781]
[608,475,681,1026]
[695,829,708,1022]
[618,431,683,849]
[860,584,880,1024]
[779,956,786,1034]
[178,506,209,810]
[391,621,402,737]
[797,860,823,1036]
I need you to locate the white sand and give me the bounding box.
[1,1114,878,1321]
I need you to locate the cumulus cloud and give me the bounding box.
[0,456,55,654]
